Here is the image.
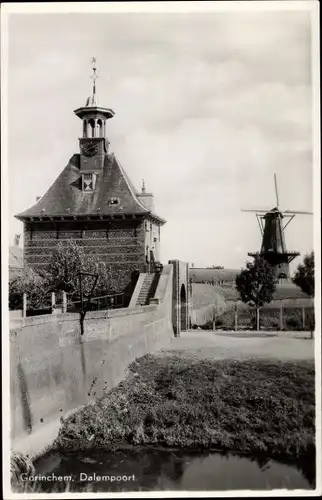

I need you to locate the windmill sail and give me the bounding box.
[274,173,279,209]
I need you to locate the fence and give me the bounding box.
[10,291,126,319]
[212,303,315,332]
[66,292,125,313]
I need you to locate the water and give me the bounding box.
[31,448,313,492]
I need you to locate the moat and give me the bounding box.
[32,447,313,493]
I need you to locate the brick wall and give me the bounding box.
[144,220,161,262]
[24,219,146,292]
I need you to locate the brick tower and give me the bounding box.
[16,59,166,293]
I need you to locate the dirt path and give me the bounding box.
[157,330,314,361]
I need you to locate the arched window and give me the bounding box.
[180,284,187,332]
[95,119,100,137]
[86,121,92,137]
[83,120,87,138]
[97,119,103,137]
[89,119,95,138]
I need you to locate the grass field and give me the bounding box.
[191,284,226,309]
[189,270,309,302]
[192,282,310,309]
[191,282,313,330]
[54,354,315,485]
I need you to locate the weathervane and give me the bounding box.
[91,56,98,95]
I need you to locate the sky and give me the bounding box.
[6,6,316,271]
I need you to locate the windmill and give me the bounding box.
[241,173,313,279]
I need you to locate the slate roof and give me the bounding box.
[16,153,166,224]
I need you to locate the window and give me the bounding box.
[89,119,95,138]
[82,173,96,192]
[108,197,120,205]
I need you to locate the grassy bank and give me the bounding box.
[192,282,309,305]
[54,355,315,466]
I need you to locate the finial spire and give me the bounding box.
[142,179,146,193]
[91,56,98,95]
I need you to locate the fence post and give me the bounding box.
[279,304,283,331]
[51,292,56,314]
[62,292,67,313]
[22,293,27,318]
[256,306,260,331]
[213,314,216,332]
[302,306,306,329]
[234,304,238,331]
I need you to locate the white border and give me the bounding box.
[1,2,320,499]
[311,1,322,496]
[0,1,319,14]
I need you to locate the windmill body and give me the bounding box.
[248,208,299,279]
[242,175,312,279]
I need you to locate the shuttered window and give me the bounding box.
[82,173,96,192]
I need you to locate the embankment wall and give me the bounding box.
[10,265,173,457]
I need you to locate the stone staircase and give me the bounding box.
[136,273,156,306]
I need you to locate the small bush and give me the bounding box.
[200,321,213,330]
[285,316,302,330]
[306,309,315,331]
[261,315,280,330]
[9,269,50,311]
[284,310,303,331]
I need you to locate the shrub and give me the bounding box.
[285,311,303,331]
[9,269,50,311]
[200,321,213,331]
[293,252,314,298]
[306,309,315,331]
[260,314,280,330]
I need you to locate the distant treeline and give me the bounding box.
[190,279,235,285]
[189,267,239,284]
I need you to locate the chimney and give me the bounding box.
[36,196,41,202]
[137,180,155,212]
[14,234,21,247]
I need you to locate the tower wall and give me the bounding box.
[261,214,286,254]
[275,262,290,279]
[249,253,292,279]
[23,220,146,292]
[143,220,161,263]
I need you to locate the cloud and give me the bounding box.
[7,10,314,268]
